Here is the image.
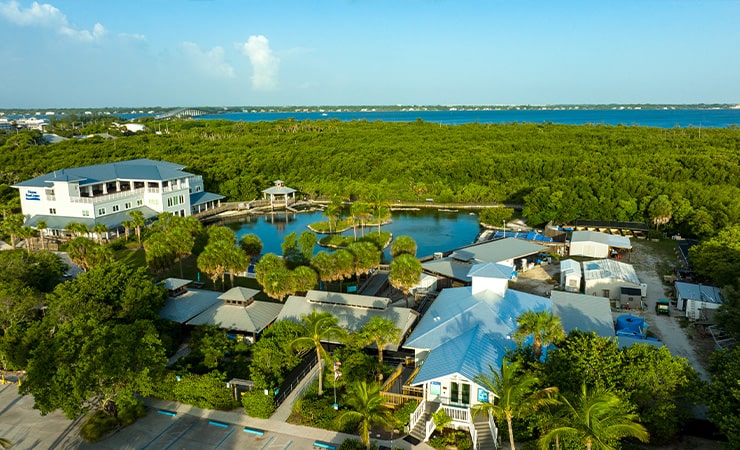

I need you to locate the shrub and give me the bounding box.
[153,371,239,410]
[242,389,276,418]
[393,400,419,429]
[339,439,377,450]
[290,381,345,431]
[79,411,119,442]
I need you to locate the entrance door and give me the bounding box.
[450,382,470,405]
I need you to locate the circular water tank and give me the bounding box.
[615,314,646,335]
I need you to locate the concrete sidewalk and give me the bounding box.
[144,396,435,450]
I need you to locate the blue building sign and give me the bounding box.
[25,190,40,201]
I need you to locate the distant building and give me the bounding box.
[12,158,224,236]
[582,259,641,300]
[560,259,582,293]
[674,282,723,320]
[569,230,631,259]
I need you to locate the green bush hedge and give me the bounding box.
[241,389,276,418]
[153,371,239,410]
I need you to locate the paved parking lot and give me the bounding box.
[1,382,419,450]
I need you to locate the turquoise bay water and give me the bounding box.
[199,108,740,128]
[223,208,481,261]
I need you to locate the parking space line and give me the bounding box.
[214,428,235,449]
[284,440,293,449]
[140,417,182,450]
[162,421,197,450]
[259,436,275,450]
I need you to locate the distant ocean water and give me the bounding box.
[197,108,740,128]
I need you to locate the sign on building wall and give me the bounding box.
[25,190,40,201]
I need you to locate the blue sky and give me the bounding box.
[1,0,739,108]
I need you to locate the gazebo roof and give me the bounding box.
[262,185,297,195]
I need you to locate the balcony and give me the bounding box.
[71,187,145,204]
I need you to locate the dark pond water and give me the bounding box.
[221,208,481,261]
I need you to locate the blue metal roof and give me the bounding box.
[13,158,190,188]
[405,281,552,384]
[190,191,225,205]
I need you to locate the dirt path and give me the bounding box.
[628,240,711,381]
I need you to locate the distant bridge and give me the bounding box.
[155,108,210,120]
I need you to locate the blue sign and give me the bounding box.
[25,190,40,201]
[430,381,441,395]
[477,388,489,403]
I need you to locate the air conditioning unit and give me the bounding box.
[434,252,443,260]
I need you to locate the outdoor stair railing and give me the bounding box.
[409,399,426,433]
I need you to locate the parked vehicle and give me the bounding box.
[656,298,671,315]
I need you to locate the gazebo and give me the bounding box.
[261,180,297,209]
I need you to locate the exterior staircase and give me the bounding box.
[474,415,498,450]
[409,401,437,442]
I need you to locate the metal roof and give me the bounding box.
[187,300,283,334]
[162,278,191,290]
[305,290,390,310]
[218,286,260,302]
[13,158,190,188]
[159,288,222,323]
[582,259,640,285]
[262,185,297,195]
[560,259,582,276]
[405,284,552,381]
[675,282,723,304]
[411,325,515,385]
[571,231,632,249]
[467,262,515,280]
[190,191,225,206]
[551,291,615,338]
[452,238,547,263]
[276,293,418,349]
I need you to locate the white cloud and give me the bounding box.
[237,35,279,91]
[0,0,105,41]
[181,42,236,79]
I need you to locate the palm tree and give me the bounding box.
[358,316,401,381]
[17,226,34,254]
[240,233,263,260]
[1,213,24,248]
[36,220,47,250]
[390,235,417,258]
[336,381,396,450]
[347,241,381,285]
[121,220,133,241]
[167,225,195,278]
[538,384,649,450]
[92,223,108,245]
[311,251,337,291]
[291,265,318,295]
[127,210,146,248]
[472,358,558,450]
[225,246,249,288]
[290,310,346,396]
[373,203,390,235]
[324,196,342,233]
[513,310,566,362]
[334,249,355,292]
[389,253,422,307]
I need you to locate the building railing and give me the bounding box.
[409,399,426,433]
[402,385,424,397]
[442,404,471,423]
[489,410,499,448]
[425,403,443,441]
[380,392,421,408]
[468,410,478,450]
[71,187,145,204]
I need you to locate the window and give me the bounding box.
[196,186,202,192]
[179,195,184,204]
[98,207,106,215]
[49,208,56,214]
[112,205,120,212]
[124,202,131,209]
[149,199,159,205]
[82,210,90,217]
[136,199,143,206]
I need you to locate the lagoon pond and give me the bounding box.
[222,208,482,261]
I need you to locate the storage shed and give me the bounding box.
[569,231,631,259]
[674,282,723,320]
[560,259,582,293]
[582,259,641,300]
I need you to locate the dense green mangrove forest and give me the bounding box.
[2,119,739,237]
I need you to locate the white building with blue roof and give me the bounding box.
[403,262,551,443]
[12,158,224,234]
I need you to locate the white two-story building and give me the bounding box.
[13,158,223,236]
